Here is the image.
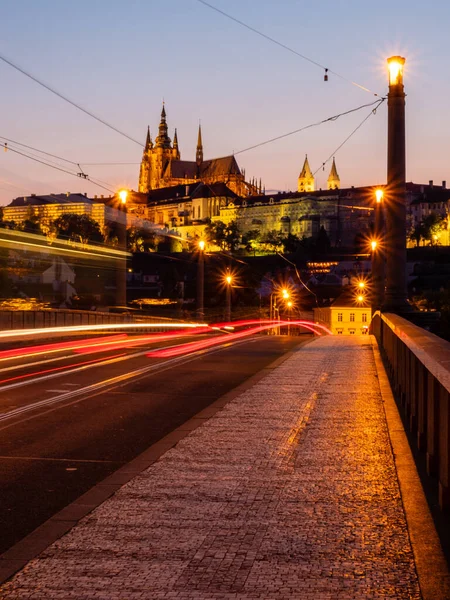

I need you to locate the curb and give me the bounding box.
[371,338,450,600]
[0,337,309,586]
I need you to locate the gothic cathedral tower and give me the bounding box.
[138,104,180,193]
[327,157,340,190]
[297,155,315,193]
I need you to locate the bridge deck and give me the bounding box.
[1,336,448,599]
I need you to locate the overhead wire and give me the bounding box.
[0,135,79,166]
[0,53,144,148]
[2,144,115,194]
[196,0,380,96]
[234,98,384,156]
[312,99,385,176]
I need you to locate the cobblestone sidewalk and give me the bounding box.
[0,336,422,599]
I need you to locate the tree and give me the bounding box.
[261,230,283,253]
[408,222,426,247]
[281,233,301,254]
[242,229,261,255]
[53,213,103,245]
[127,227,156,252]
[205,220,241,252]
[316,226,331,253]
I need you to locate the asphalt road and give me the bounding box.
[0,333,307,555]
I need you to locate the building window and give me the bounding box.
[350,313,355,322]
[349,329,356,335]
[362,313,368,323]
[337,329,343,335]
[337,313,343,322]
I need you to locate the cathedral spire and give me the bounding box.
[173,128,179,150]
[298,155,315,193]
[196,123,203,166]
[155,102,171,148]
[145,126,153,150]
[327,157,340,190]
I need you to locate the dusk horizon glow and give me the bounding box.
[1,0,449,205]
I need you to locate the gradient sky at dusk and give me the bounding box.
[0,0,449,205]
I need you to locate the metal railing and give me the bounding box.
[372,311,450,510]
[0,309,177,331]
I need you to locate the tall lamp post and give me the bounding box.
[383,56,411,313]
[372,189,385,310]
[116,189,128,307]
[196,239,205,321]
[225,273,232,322]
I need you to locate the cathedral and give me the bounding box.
[138,105,261,197]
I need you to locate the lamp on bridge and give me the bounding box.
[372,188,385,310]
[225,272,233,323]
[196,239,206,321]
[383,56,411,313]
[116,189,128,307]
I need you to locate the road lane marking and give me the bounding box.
[0,337,258,425]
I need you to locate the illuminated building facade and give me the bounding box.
[313,294,371,335]
[4,194,115,230]
[138,105,261,197]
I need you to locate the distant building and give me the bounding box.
[138,104,261,197]
[3,193,115,230]
[313,293,371,335]
[407,180,450,246]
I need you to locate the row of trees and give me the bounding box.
[408,214,448,247]
[0,210,158,252]
[202,220,331,255]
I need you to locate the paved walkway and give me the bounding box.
[0,337,427,598]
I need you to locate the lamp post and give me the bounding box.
[383,56,411,312]
[372,189,385,310]
[225,273,232,322]
[286,300,293,336]
[196,239,205,321]
[116,189,128,307]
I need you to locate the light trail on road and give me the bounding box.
[0,335,259,427]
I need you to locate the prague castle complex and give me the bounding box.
[5,104,450,249]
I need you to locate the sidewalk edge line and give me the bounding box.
[0,336,310,586]
[371,337,450,600]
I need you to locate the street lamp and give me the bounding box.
[383,56,411,312]
[116,189,128,307]
[286,300,293,336]
[196,239,205,321]
[372,188,385,310]
[225,273,233,322]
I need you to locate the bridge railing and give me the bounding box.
[0,309,177,331]
[372,312,450,510]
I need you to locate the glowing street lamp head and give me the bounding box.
[387,56,405,87]
[198,239,205,251]
[287,300,293,308]
[225,275,232,285]
[118,189,128,204]
[375,189,384,203]
[357,294,365,303]
[371,240,378,251]
[281,288,290,299]
[358,281,365,289]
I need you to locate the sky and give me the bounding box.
[0,0,449,206]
